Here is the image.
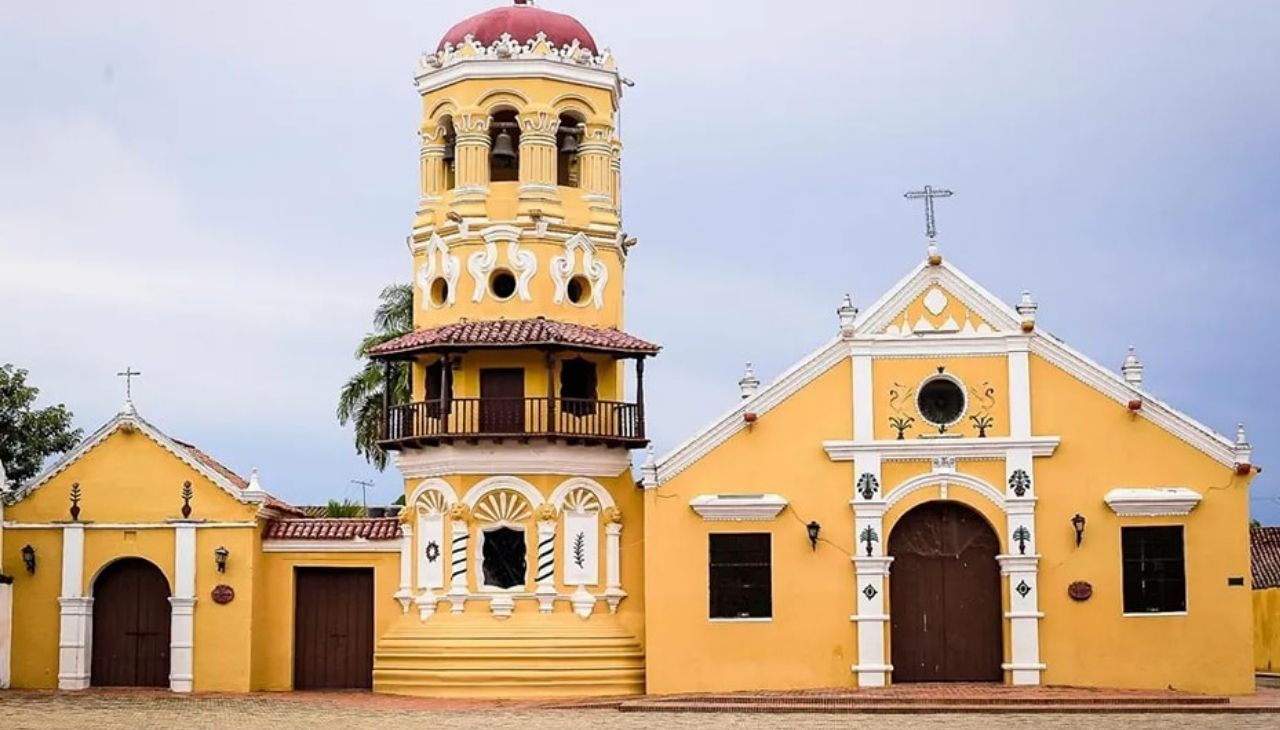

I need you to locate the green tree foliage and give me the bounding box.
[0,364,82,489]
[325,499,365,518]
[336,284,413,471]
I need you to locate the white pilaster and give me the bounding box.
[447,522,469,613]
[170,523,197,693]
[604,522,625,613]
[395,523,414,613]
[1007,336,1032,439]
[851,347,875,442]
[1001,444,1044,685]
[416,512,444,621]
[535,520,557,613]
[851,554,893,687]
[57,523,90,690]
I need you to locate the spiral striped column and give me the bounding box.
[535,520,557,613]
[447,523,469,613]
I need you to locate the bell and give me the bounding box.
[442,138,456,163]
[558,132,579,155]
[491,130,517,166]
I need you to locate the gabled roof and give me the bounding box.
[1252,527,1280,589]
[9,401,295,513]
[647,256,1248,485]
[368,316,660,359]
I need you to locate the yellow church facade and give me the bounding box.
[0,0,1261,699]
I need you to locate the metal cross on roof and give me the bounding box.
[904,185,954,240]
[116,367,142,401]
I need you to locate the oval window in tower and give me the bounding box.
[429,277,450,307]
[916,375,967,430]
[489,269,517,301]
[566,275,592,306]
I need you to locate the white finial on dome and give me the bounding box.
[837,294,858,337]
[1121,346,1144,388]
[738,362,761,400]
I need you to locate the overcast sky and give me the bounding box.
[2,1,1278,521]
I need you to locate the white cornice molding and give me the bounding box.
[689,494,789,521]
[1104,488,1203,517]
[823,436,1061,462]
[395,443,632,479]
[262,539,401,554]
[651,337,847,486]
[416,57,620,98]
[1029,336,1236,467]
[857,260,1023,336]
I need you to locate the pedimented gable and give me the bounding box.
[882,284,994,336]
[858,261,1022,337]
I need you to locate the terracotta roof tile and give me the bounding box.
[369,317,660,358]
[171,438,304,517]
[1253,527,1280,589]
[264,518,403,541]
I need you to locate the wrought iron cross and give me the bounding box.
[904,185,954,240]
[116,367,142,400]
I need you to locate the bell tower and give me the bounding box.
[368,1,654,699]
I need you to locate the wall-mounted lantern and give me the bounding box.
[21,544,36,574]
[1071,513,1087,547]
[806,521,821,551]
[214,546,230,574]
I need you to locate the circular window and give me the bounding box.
[566,275,592,305]
[429,277,450,306]
[916,376,967,427]
[489,270,517,300]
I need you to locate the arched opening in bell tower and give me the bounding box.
[489,108,521,182]
[556,112,583,188]
[439,115,457,190]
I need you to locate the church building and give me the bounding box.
[0,1,1261,698]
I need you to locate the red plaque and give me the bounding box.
[211,584,235,605]
[1067,581,1093,601]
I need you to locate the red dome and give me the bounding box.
[438,2,597,54]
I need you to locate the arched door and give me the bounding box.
[889,501,1002,682]
[92,558,171,687]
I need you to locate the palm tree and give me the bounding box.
[337,283,413,471]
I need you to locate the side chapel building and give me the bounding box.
[0,0,1261,697]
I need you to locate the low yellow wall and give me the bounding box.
[251,551,400,691]
[1256,588,1280,673]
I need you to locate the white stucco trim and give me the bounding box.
[3,521,259,530]
[549,477,617,512]
[396,443,632,479]
[462,476,545,509]
[689,494,789,521]
[825,436,1060,463]
[0,582,10,689]
[1104,488,1203,517]
[57,524,89,690]
[416,58,620,99]
[883,472,1007,512]
[170,523,196,693]
[857,260,1023,335]
[261,539,401,553]
[407,478,460,509]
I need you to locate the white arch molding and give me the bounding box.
[409,477,459,510]
[548,476,616,512]
[462,475,545,509]
[883,472,1006,513]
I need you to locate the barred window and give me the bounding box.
[1122,526,1186,614]
[709,533,772,620]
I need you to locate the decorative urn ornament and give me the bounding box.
[68,482,82,521]
[180,481,193,519]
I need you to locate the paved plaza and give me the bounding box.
[2,690,1280,729]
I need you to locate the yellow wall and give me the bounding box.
[1029,355,1254,695]
[251,551,400,691]
[1255,588,1280,673]
[4,527,62,688]
[643,359,853,694]
[872,356,1009,441]
[410,350,625,404]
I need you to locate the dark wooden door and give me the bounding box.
[91,558,171,687]
[293,568,374,690]
[889,502,1002,682]
[480,368,525,434]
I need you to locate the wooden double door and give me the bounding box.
[293,568,374,690]
[479,368,525,434]
[889,502,1003,683]
[92,558,171,687]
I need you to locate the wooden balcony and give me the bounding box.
[379,396,647,449]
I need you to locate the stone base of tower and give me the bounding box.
[372,612,645,698]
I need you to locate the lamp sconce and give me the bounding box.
[214,546,230,574]
[21,544,36,574]
[806,521,821,551]
[1071,513,1086,547]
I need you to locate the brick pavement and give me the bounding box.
[1,690,1280,729]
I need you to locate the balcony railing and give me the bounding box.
[380,397,646,448]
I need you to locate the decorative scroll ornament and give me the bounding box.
[467,238,537,303]
[550,233,608,309]
[418,32,615,78]
[857,473,879,501]
[416,234,461,309]
[1009,469,1032,498]
[888,382,917,439]
[473,489,533,524]
[967,381,997,437]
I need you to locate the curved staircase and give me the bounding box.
[372,611,645,698]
